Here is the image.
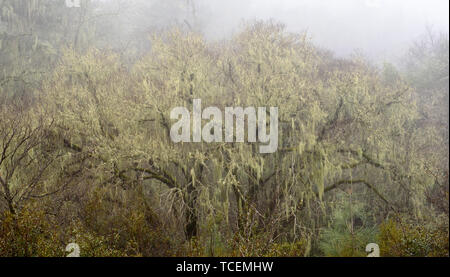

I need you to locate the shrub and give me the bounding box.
[0,206,63,257]
[378,218,449,257]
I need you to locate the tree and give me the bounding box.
[0,98,77,215]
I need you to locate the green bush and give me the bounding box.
[378,218,449,257]
[0,206,63,257]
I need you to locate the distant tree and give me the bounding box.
[402,29,449,218]
[0,0,97,98]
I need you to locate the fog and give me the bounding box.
[104,0,448,61]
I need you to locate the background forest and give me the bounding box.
[0,0,448,257]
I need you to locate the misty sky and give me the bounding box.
[192,0,449,60]
[99,0,449,61]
